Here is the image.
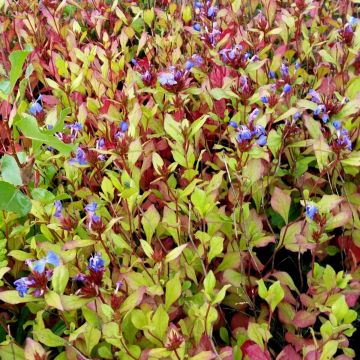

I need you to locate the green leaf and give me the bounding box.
[208,237,224,263]
[165,275,181,310]
[191,187,207,217]
[8,250,33,261]
[267,130,282,157]
[152,305,169,340]
[84,325,101,355]
[141,204,160,242]
[35,329,66,347]
[165,244,187,263]
[144,8,155,26]
[1,155,22,186]
[0,291,39,305]
[6,49,32,96]
[164,114,184,144]
[0,181,32,216]
[203,271,216,299]
[212,284,231,305]
[320,340,338,360]
[16,114,75,155]
[120,287,146,314]
[332,296,348,323]
[52,265,69,294]
[271,187,291,224]
[140,239,154,259]
[44,291,64,311]
[131,309,148,329]
[61,295,93,310]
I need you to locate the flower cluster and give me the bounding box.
[14,251,60,297]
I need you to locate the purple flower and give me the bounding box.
[308,89,321,103]
[185,60,194,71]
[283,84,292,94]
[344,24,354,34]
[14,277,34,297]
[207,6,217,18]
[249,108,260,122]
[332,121,341,130]
[260,96,269,104]
[193,24,201,31]
[305,204,318,220]
[131,59,138,66]
[85,202,97,213]
[70,147,88,165]
[295,61,301,70]
[66,122,82,132]
[256,135,267,146]
[280,63,289,77]
[54,200,62,218]
[337,130,352,151]
[46,251,60,267]
[294,112,301,120]
[314,104,326,116]
[192,54,203,67]
[159,72,177,86]
[195,1,202,9]
[96,138,105,149]
[141,70,152,84]
[348,17,358,26]
[228,121,238,129]
[253,125,265,138]
[88,253,105,272]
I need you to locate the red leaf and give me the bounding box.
[293,311,317,328]
[241,341,271,360]
[276,345,301,360]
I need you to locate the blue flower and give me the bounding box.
[29,102,42,115]
[228,121,238,129]
[295,60,301,70]
[321,113,329,123]
[32,251,60,273]
[348,16,358,26]
[256,135,267,146]
[120,121,129,133]
[193,23,201,31]
[14,277,33,297]
[88,253,105,272]
[185,60,194,71]
[66,122,82,132]
[305,204,318,220]
[96,138,105,149]
[260,96,269,104]
[237,126,252,142]
[54,200,62,218]
[45,251,60,267]
[70,147,87,165]
[131,59,138,66]
[85,202,97,213]
[332,121,341,130]
[294,112,301,120]
[159,72,177,86]
[283,84,292,94]
[314,104,326,116]
[207,6,217,18]
[268,70,275,79]
[253,125,265,138]
[195,1,202,8]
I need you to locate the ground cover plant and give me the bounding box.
[1,0,360,358]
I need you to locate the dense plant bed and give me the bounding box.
[1,0,360,359]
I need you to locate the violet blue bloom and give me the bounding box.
[256,135,267,146]
[249,108,260,122]
[228,121,238,129]
[253,124,265,138]
[185,60,194,71]
[193,24,201,31]
[321,113,329,123]
[348,16,358,26]
[131,59,138,66]
[159,72,177,86]
[32,251,60,273]
[268,70,275,78]
[88,253,105,272]
[192,54,203,66]
[237,125,253,142]
[29,102,42,115]
[308,89,321,103]
[294,112,301,120]
[314,104,326,116]
[280,63,289,77]
[120,121,129,133]
[305,204,318,220]
[260,96,269,103]
[333,121,341,130]
[70,147,87,165]
[14,277,34,297]
[54,200,62,218]
[283,84,292,94]
[85,202,97,213]
[207,6,217,18]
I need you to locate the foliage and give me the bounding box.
[0,0,360,359]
